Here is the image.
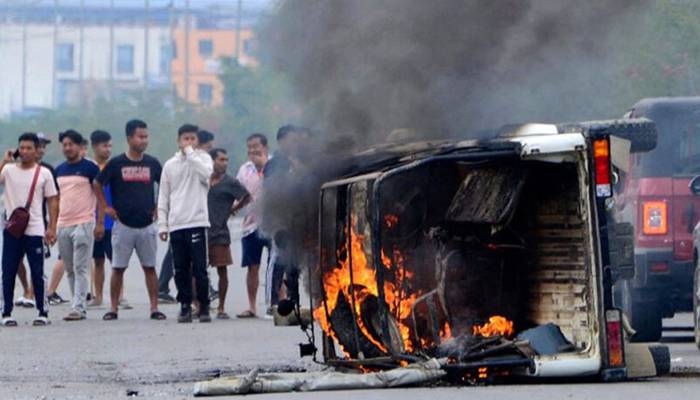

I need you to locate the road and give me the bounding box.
[1,226,700,399]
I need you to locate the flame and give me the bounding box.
[472,316,514,338]
[384,214,399,229]
[314,215,418,356]
[439,321,453,341]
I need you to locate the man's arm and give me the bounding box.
[157,166,171,241]
[231,194,251,215]
[93,180,105,241]
[184,146,213,185]
[45,195,58,246]
[93,180,116,221]
[0,149,14,179]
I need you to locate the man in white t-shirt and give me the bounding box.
[0,133,59,326]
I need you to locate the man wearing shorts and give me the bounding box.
[89,130,113,307]
[95,119,166,321]
[207,148,250,319]
[235,133,270,318]
[158,124,213,323]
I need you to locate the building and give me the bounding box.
[0,6,174,117]
[0,4,261,117]
[171,26,257,107]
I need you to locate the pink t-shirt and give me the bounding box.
[55,158,100,228]
[1,163,58,237]
[236,160,264,237]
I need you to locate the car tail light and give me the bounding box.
[642,201,668,235]
[593,138,612,198]
[605,309,625,368]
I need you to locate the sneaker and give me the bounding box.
[119,298,134,310]
[263,306,274,320]
[199,312,212,323]
[178,307,192,323]
[87,298,103,308]
[1,317,18,327]
[48,293,69,306]
[158,293,177,304]
[209,288,219,302]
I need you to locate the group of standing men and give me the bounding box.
[0,118,304,326]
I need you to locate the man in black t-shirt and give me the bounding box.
[94,119,166,321]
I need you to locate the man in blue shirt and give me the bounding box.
[90,130,113,307]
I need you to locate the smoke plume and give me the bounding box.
[256,0,650,271]
[262,0,648,148]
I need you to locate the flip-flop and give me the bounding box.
[33,316,50,326]
[102,311,118,321]
[1,317,18,327]
[236,310,257,319]
[216,312,231,320]
[150,311,167,320]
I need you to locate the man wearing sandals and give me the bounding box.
[55,130,104,321]
[0,133,58,327]
[207,148,250,320]
[158,124,214,323]
[94,119,166,321]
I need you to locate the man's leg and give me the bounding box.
[135,225,161,315]
[216,266,228,314]
[143,266,159,313]
[47,259,65,295]
[93,257,105,305]
[191,228,209,315]
[2,231,23,317]
[171,230,193,312]
[247,264,260,315]
[71,222,94,316]
[158,247,173,296]
[109,268,125,314]
[57,227,77,312]
[24,236,47,317]
[17,261,34,301]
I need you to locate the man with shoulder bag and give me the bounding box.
[0,133,59,326]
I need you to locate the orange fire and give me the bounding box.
[472,316,514,338]
[384,214,399,229]
[314,216,418,356]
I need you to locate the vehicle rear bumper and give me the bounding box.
[632,248,693,312]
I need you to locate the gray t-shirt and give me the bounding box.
[207,174,249,245]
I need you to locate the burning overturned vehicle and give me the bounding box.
[195,120,670,395]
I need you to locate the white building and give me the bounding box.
[0,8,173,117]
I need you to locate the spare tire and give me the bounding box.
[558,118,657,153]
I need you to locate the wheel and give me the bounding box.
[621,281,663,342]
[694,262,700,350]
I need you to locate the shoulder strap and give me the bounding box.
[25,165,41,209]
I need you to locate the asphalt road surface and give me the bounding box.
[2,226,700,399]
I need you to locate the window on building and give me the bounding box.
[56,43,74,71]
[56,79,71,106]
[116,44,135,74]
[198,39,213,57]
[198,83,213,105]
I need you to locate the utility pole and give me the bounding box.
[168,0,176,107]
[184,0,190,103]
[109,0,114,100]
[52,0,58,108]
[21,2,27,111]
[143,0,150,98]
[234,0,242,62]
[79,0,85,107]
